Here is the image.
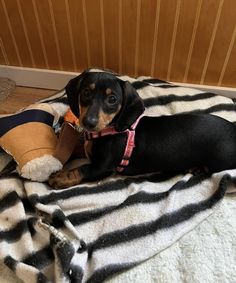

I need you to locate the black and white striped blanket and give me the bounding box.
[0,71,236,283]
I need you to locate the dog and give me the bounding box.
[48,70,236,189]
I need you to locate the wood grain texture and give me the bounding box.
[0,0,236,87]
[121,0,138,76]
[0,0,21,66]
[169,0,199,82]
[103,0,119,72]
[138,0,158,76]
[35,0,62,70]
[0,37,8,64]
[0,87,55,114]
[203,0,236,86]
[153,0,179,80]
[85,0,104,68]
[186,0,221,84]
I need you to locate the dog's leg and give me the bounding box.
[48,168,83,189]
[79,163,113,182]
[48,163,113,189]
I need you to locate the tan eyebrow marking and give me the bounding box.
[106,88,112,95]
[90,83,96,90]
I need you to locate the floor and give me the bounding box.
[0,86,56,114]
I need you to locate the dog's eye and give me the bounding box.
[83,89,90,97]
[81,89,91,101]
[107,95,117,105]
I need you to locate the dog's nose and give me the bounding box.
[83,116,98,130]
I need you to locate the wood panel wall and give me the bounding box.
[0,0,236,87]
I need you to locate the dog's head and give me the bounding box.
[66,71,145,132]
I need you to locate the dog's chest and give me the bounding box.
[84,140,93,160]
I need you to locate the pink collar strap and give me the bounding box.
[84,113,144,172]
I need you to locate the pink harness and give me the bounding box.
[84,114,144,172]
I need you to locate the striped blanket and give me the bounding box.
[0,72,236,283]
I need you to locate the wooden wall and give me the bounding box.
[0,0,236,87]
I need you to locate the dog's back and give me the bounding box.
[126,114,236,175]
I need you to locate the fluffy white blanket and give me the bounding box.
[0,70,236,283]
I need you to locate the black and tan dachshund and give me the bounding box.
[49,70,236,189]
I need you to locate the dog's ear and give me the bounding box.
[115,81,145,132]
[65,70,88,117]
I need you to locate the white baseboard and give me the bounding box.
[0,65,236,98]
[0,65,78,90]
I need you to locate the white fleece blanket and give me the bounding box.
[1,195,235,283]
[0,70,236,283]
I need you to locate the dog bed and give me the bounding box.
[0,69,236,283]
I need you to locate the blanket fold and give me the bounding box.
[0,70,236,283]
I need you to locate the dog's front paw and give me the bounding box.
[48,169,82,189]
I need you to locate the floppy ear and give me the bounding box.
[115,81,145,132]
[65,70,88,117]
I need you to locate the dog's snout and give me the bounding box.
[83,116,98,130]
